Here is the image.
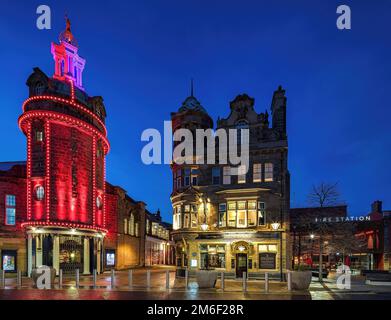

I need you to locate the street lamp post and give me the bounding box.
[271,222,283,281]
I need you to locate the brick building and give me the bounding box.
[0,163,27,273]
[290,201,391,272]
[145,210,175,266]
[170,87,290,279]
[0,19,173,275]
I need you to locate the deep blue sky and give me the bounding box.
[1,1,390,222]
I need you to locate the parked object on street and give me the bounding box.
[196,270,218,288]
[311,269,329,279]
[31,266,56,288]
[291,265,312,290]
[365,272,391,285]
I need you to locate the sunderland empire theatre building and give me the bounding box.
[0,19,173,275]
[170,87,290,278]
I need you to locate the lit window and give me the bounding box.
[248,210,257,227]
[265,163,273,182]
[146,219,150,234]
[129,213,135,236]
[238,165,246,184]
[258,202,266,225]
[124,218,128,234]
[200,244,226,269]
[223,166,231,185]
[183,213,190,228]
[34,185,45,201]
[96,196,103,209]
[253,163,262,182]
[191,211,198,228]
[227,209,236,227]
[259,244,277,253]
[135,223,139,237]
[237,210,247,228]
[218,203,226,227]
[212,167,220,185]
[5,195,16,226]
[35,131,43,142]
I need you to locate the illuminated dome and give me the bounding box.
[178,95,207,114]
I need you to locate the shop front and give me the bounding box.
[25,226,105,276]
[178,233,285,278]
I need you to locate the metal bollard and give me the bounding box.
[0,270,4,288]
[166,270,170,290]
[59,269,63,289]
[264,273,269,293]
[147,270,151,289]
[75,269,80,289]
[185,269,189,289]
[287,271,292,291]
[93,269,97,289]
[242,272,247,292]
[128,269,133,288]
[17,270,22,288]
[221,272,225,291]
[111,269,115,288]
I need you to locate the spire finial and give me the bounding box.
[190,78,194,97]
[65,13,71,32]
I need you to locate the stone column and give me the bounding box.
[83,237,90,275]
[97,239,101,273]
[53,235,60,275]
[27,234,33,277]
[36,235,43,267]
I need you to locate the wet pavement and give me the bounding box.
[1,268,390,300]
[0,267,310,300]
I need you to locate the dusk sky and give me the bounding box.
[1,0,390,222]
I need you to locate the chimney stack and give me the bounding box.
[371,200,382,214]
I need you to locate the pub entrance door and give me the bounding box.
[236,253,247,278]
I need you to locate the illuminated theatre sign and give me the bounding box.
[315,216,371,223]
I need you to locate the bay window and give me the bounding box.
[218,203,226,227]
[222,200,266,228]
[191,205,198,228]
[183,205,190,228]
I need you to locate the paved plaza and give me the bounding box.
[0,267,390,300]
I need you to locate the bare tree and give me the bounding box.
[306,182,342,282]
[307,182,340,208]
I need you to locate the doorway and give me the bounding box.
[236,253,247,278]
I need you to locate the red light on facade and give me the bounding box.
[22,96,107,136]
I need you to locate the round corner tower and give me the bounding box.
[18,18,109,275]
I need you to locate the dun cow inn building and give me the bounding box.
[170,88,290,279]
[0,19,173,275]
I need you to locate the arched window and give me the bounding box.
[34,82,45,95]
[129,213,135,236]
[34,185,45,201]
[96,196,103,210]
[60,60,65,76]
